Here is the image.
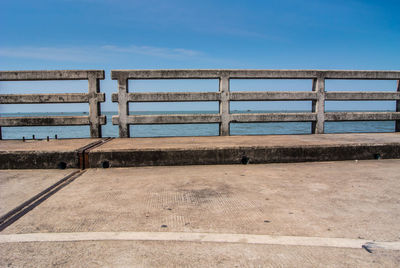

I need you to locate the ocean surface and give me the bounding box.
[0,111,396,139]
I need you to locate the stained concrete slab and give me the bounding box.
[1,240,399,267]
[88,133,400,167]
[0,169,75,217]
[3,160,400,242]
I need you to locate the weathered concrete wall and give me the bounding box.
[111,69,400,137]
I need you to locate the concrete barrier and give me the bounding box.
[0,70,106,138]
[1,69,399,140]
[111,69,400,138]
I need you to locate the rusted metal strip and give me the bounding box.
[77,137,113,170]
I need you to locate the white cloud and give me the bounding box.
[0,44,203,62]
[101,45,201,58]
[0,47,96,62]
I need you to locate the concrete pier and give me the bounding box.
[1,69,400,266]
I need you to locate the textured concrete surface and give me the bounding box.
[4,160,400,240]
[1,241,399,267]
[1,160,400,266]
[92,133,400,150]
[0,138,101,152]
[0,169,74,216]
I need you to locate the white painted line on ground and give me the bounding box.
[0,232,399,250]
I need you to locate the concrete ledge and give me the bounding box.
[0,151,78,169]
[1,134,400,169]
[88,143,400,168]
[0,139,101,169]
[88,133,400,168]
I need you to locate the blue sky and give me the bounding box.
[0,0,399,112]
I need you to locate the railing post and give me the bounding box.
[396,80,400,132]
[118,75,130,138]
[88,72,102,138]
[219,75,230,136]
[311,73,326,134]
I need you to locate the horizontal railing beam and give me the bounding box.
[111,70,400,80]
[112,114,221,125]
[324,71,400,80]
[0,93,105,104]
[230,113,317,123]
[111,92,220,102]
[325,112,400,121]
[0,70,104,81]
[112,70,222,79]
[0,116,106,127]
[111,70,320,79]
[230,91,317,101]
[228,70,318,79]
[325,92,400,100]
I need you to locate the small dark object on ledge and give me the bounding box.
[241,155,249,165]
[374,153,381,160]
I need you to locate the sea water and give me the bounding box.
[0,111,395,139]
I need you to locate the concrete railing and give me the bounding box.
[111,69,400,137]
[0,70,106,139]
[1,69,399,139]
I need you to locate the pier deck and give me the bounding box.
[1,160,400,266]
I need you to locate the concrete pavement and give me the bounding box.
[1,160,400,266]
[0,169,74,217]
